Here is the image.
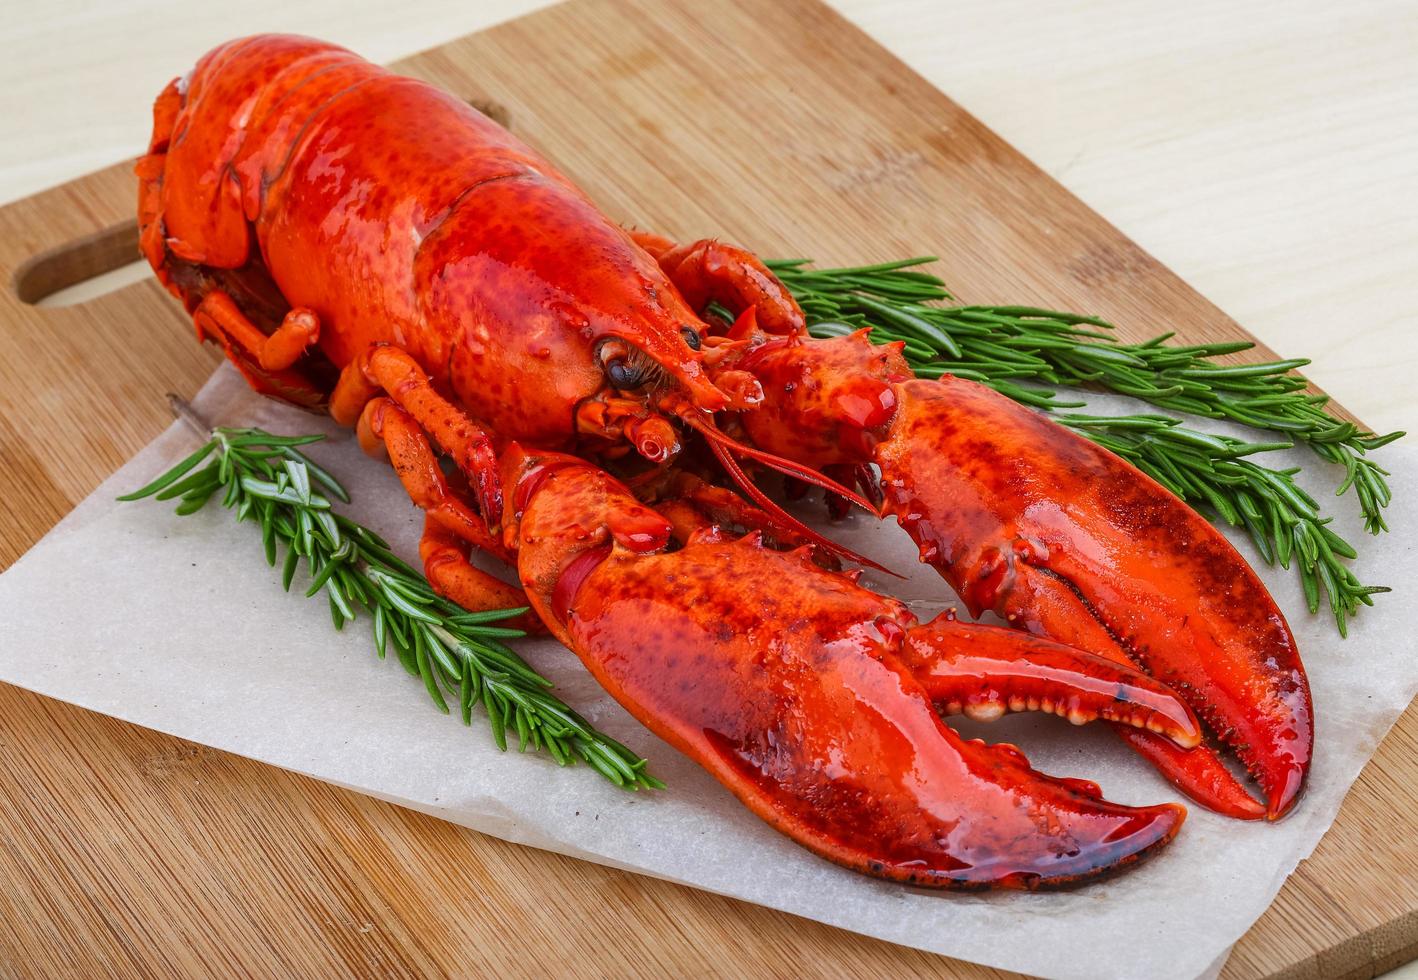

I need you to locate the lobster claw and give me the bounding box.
[874,375,1312,819]
[735,333,1314,820]
[505,447,1187,889]
[902,615,1202,745]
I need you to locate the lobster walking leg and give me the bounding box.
[193,292,321,371]
[654,499,720,546]
[356,398,509,562]
[360,398,536,623]
[658,472,831,554]
[183,290,327,405]
[419,517,541,630]
[333,345,503,522]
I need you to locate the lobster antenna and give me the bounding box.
[681,412,880,515]
[687,418,895,575]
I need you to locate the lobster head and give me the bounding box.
[552,235,884,567]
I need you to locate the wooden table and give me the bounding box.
[0,1,1414,977]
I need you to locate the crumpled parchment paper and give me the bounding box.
[0,363,1414,980]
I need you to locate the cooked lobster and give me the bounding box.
[137,34,1312,888]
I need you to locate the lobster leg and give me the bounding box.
[185,289,327,406]
[193,292,321,371]
[655,499,721,546]
[630,231,806,336]
[333,345,503,523]
[505,447,1186,890]
[658,471,832,555]
[358,397,538,626]
[419,517,542,631]
[356,397,512,564]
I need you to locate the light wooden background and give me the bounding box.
[1,0,1413,438]
[0,0,1414,977]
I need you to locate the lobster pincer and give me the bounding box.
[721,329,1313,820]
[503,446,1193,889]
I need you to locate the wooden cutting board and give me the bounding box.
[0,0,1413,975]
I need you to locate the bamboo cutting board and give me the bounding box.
[0,0,1414,975]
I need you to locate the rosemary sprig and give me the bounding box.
[771,258,1399,634]
[119,425,662,789]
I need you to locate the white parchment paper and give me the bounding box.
[0,364,1414,980]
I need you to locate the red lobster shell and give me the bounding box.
[137,34,1311,889]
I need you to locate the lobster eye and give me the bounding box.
[681,326,702,351]
[597,337,649,389]
[605,357,643,389]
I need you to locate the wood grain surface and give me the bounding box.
[0,0,1413,976]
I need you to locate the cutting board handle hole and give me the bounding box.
[13,219,152,307]
[467,97,510,128]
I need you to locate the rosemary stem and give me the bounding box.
[167,393,213,439]
[121,422,663,790]
[769,256,1398,634]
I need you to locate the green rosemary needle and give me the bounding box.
[771,257,1400,635]
[119,425,662,790]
